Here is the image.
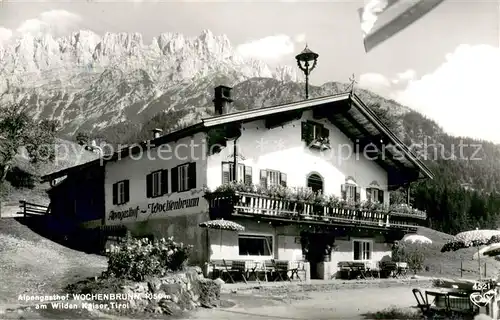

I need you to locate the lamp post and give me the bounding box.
[295,44,319,99]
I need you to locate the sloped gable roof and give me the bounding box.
[42,92,432,187]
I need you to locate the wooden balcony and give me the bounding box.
[207,191,426,232]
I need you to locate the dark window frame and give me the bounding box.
[259,169,287,189]
[172,162,196,193]
[146,169,168,199]
[222,162,253,185]
[112,179,130,205]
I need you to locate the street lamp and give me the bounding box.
[295,44,319,99]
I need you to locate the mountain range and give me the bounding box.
[2,29,500,197]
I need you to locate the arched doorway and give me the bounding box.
[307,173,324,194]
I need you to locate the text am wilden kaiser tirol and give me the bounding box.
[18,293,166,310]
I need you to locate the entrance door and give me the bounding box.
[302,231,335,279]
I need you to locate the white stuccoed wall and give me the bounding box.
[104,132,210,265]
[206,110,389,202]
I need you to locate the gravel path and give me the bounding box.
[187,286,421,319]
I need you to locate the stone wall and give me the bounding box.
[119,267,221,316]
[68,267,222,317]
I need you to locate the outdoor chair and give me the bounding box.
[245,261,263,283]
[262,260,275,282]
[412,288,432,318]
[288,260,303,281]
[230,260,248,284]
[395,262,409,278]
[271,259,288,281]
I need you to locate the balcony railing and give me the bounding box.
[205,184,427,231]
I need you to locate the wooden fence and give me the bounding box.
[18,200,49,217]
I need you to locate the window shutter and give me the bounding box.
[378,190,385,204]
[244,166,252,186]
[161,169,169,195]
[171,168,179,193]
[188,162,197,190]
[124,180,130,203]
[222,163,230,184]
[260,170,268,189]
[353,241,361,260]
[321,127,330,139]
[355,186,361,202]
[341,184,347,200]
[146,174,152,198]
[366,188,372,202]
[280,173,287,187]
[112,183,118,205]
[301,121,313,144]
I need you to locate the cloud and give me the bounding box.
[236,35,295,61]
[393,69,415,84]
[294,33,306,43]
[358,72,393,96]
[0,10,81,47]
[15,10,81,37]
[360,45,500,143]
[395,44,500,143]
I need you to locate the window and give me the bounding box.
[366,187,384,203]
[146,170,168,198]
[260,169,287,188]
[353,240,372,260]
[171,162,196,193]
[238,234,273,257]
[341,183,358,202]
[301,120,330,145]
[221,162,252,185]
[307,173,324,193]
[112,180,130,205]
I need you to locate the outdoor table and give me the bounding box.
[244,261,270,283]
[337,261,367,279]
[394,262,408,278]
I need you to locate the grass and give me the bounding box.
[414,227,500,279]
[362,306,421,319]
[0,217,107,307]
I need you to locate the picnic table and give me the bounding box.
[337,261,380,279]
[413,279,500,320]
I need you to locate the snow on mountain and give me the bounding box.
[0,29,303,135]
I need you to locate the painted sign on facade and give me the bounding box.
[106,195,203,225]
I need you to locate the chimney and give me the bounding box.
[152,128,162,139]
[213,85,233,115]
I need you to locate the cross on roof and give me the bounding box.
[348,73,357,95]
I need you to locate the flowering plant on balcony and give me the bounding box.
[310,136,331,150]
[267,185,293,198]
[326,195,340,208]
[293,187,316,202]
[388,203,427,218]
[361,201,385,212]
[205,182,427,220]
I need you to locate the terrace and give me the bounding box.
[205,182,427,233]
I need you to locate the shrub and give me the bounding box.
[392,241,427,274]
[6,166,35,189]
[104,235,193,281]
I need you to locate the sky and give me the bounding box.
[0,0,499,143]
